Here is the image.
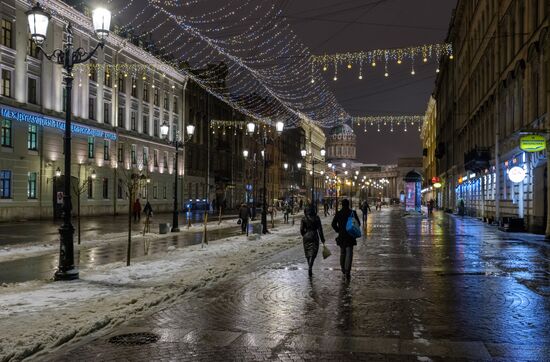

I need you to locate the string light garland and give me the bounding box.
[312,43,452,81]
[95,0,351,128]
[352,116,424,133]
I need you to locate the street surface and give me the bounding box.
[48,207,550,361]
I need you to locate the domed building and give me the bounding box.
[326,123,357,161]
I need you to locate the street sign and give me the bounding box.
[520,135,546,152]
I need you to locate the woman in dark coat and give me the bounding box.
[331,199,360,281]
[300,206,325,277]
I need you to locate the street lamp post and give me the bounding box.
[161,122,195,232]
[27,3,111,280]
[300,147,325,208]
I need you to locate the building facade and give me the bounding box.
[421,96,439,205]
[0,0,191,221]
[434,0,549,233]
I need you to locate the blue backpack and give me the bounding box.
[346,210,361,238]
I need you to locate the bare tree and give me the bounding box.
[118,164,149,266]
[72,163,96,245]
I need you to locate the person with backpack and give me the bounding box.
[300,205,325,277]
[331,199,361,281]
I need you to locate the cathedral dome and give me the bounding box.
[326,123,356,161]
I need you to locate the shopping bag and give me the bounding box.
[237,218,242,225]
[322,243,331,259]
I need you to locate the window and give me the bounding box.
[163,92,169,109]
[103,102,110,124]
[28,172,37,199]
[131,111,137,131]
[163,184,167,199]
[103,140,110,161]
[118,107,125,128]
[154,149,159,167]
[131,144,137,164]
[153,87,160,106]
[131,78,137,97]
[1,19,13,48]
[117,73,125,92]
[163,151,168,167]
[173,96,178,114]
[117,178,123,199]
[102,178,109,199]
[1,119,12,147]
[143,146,149,166]
[28,125,37,150]
[88,137,95,158]
[117,143,124,163]
[2,69,12,97]
[143,83,149,102]
[27,77,37,104]
[28,37,39,58]
[89,59,97,82]
[153,184,158,199]
[154,119,159,137]
[0,170,11,198]
[143,115,149,135]
[87,176,93,199]
[89,97,96,120]
[104,66,112,87]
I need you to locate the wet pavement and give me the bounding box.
[0,211,237,247]
[49,208,550,361]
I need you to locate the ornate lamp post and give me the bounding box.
[27,3,111,280]
[300,147,326,207]
[161,122,195,232]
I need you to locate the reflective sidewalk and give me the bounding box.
[50,208,550,361]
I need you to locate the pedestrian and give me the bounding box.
[143,201,153,234]
[133,198,141,223]
[283,202,291,224]
[300,205,325,277]
[323,199,329,217]
[331,199,361,281]
[427,199,434,215]
[299,199,303,210]
[361,200,371,224]
[239,203,252,235]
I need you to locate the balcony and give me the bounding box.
[464,147,490,172]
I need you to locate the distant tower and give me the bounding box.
[326,123,357,162]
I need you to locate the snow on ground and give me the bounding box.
[0,219,305,362]
[0,215,279,263]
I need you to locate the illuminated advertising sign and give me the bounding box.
[508,166,526,183]
[0,106,117,141]
[520,135,546,152]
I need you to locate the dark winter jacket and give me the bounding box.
[300,208,325,258]
[238,205,251,221]
[331,207,361,247]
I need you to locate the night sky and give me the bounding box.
[281,0,457,164]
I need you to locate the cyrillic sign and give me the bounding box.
[0,106,117,141]
[520,135,545,152]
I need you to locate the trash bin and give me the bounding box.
[159,223,170,234]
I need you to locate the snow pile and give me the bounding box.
[0,222,302,362]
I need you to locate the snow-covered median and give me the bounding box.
[0,222,301,362]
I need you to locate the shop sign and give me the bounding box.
[0,106,117,141]
[508,166,526,183]
[520,135,546,152]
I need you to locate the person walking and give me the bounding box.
[283,202,291,224]
[300,206,325,277]
[323,199,329,217]
[143,201,153,234]
[331,199,360,281]
[361,200,371,224]
[133,198,141,223]
[239,203,252,235]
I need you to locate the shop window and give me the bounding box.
[102,178,109,199]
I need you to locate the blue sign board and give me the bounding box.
[0,106,117,141]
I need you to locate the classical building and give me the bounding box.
[326,123,356,162]
[421,96,439,205]
[434,0,549,233]
[0,0,191,221]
